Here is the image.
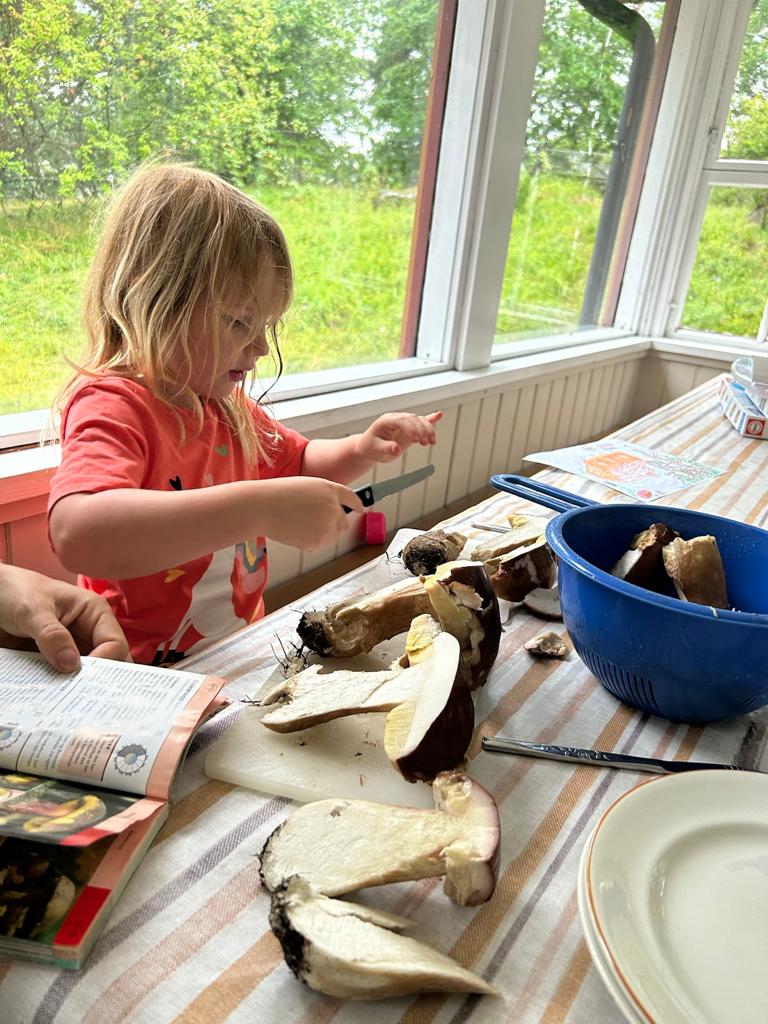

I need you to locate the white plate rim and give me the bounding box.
[583,770,768,1024]
[576,836,644,1024]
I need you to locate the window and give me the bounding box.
[680,0,768,340]
[494,0,664,345]
[0,0,444,418]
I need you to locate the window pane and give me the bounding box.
[494,0,663,345]
[0,0,440,416]
[720,0,768,160]
[681,186,768,339]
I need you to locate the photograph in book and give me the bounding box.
[0,649,226,967]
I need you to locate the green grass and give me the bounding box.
[1,179,765,415]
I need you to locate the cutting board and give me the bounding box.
[203,636,434,808]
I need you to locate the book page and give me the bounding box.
[0,651,224,799]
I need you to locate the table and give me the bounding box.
[4,375,768,1024]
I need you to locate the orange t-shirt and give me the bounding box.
[48,377,309,665]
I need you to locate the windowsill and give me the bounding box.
[651,332,762,364]
[0,333,649,494]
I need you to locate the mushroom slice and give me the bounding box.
[269,877,496,1000]
[610,523,679,590]
[259,664,414,733]
[260,771,500,907]
[384,631,474,782]
[489,539,557,603]
[470,515,550,565]
[423,560,501,688]
[401,530,467,576]
[297,577,434,658]
[662,535,729,608]
[522,586,562,620]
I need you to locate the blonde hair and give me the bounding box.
[56,162,293,461]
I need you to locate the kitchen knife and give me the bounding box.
[343,464,435,513]
[481,736,750,774]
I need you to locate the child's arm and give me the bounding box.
[49,477,365,579]
[301,411,443,484]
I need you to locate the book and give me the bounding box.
[719,376,768,438]
[0,649,226,968]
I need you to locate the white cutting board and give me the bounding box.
[204,636,435,808]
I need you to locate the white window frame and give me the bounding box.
[0,0,760,451]
[617,0,763,355]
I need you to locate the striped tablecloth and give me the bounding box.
[3,375,767,1024]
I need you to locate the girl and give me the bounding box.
[48,163,441,665]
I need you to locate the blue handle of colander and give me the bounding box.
[490,474,600,514]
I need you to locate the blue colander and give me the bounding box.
[491,474,768,724]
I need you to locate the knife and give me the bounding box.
[481,737,749,774]
[343,464,435,513]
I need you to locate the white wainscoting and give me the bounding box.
[267,352,647,587]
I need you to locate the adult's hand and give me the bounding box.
[0,564,128,671]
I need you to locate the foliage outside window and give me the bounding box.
[494,0,664,345]
[0,0,439,415]
[681,0,768,340]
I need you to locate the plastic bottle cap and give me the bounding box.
[365,511,387,545]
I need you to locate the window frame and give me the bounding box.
[616,0,763,348]
[0,0,761,452]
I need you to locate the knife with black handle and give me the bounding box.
[481,737,749,774]
[342,464,435,513]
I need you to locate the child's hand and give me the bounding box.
[356,411,443,464]
[256,477,364,551]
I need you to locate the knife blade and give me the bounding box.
[343,464,435,513]
[481,737,749,774]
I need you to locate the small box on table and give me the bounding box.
[718,376,768,439]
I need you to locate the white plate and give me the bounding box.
[576,843,644,1024]
[582,770,768,1024]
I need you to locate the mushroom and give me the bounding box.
[260,771,500,907]
[259,664,413,733]
[524,631,567,658]
[401,530,467,576]
[489,538,557,602]
[422,560,501,688]
[470,515,550,565]
[383,628,474,782]
[268,876,497,1000]
[610,523,679,590]
[297,577,434,658]
[296,561,501,688]
[522,586,562,619]
[662,535,729,608]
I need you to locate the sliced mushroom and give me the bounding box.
[384,630,475,782]
[401,530,467,576]
[610,523,679,590]
[297,576,434,658]
[422,560,501,688]
[470,515,550,566]
[269,877,497,1000]
[260,771,500,907]
[524,631,567,658]
[489,538,557,603]
[522,586,562,620]
[259,664,413,733]
[662,535,729,608]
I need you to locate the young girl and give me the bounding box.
[48,163,442,666]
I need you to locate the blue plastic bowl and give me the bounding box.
[491,475,768,724]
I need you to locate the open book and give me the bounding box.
[0,649,226,968]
